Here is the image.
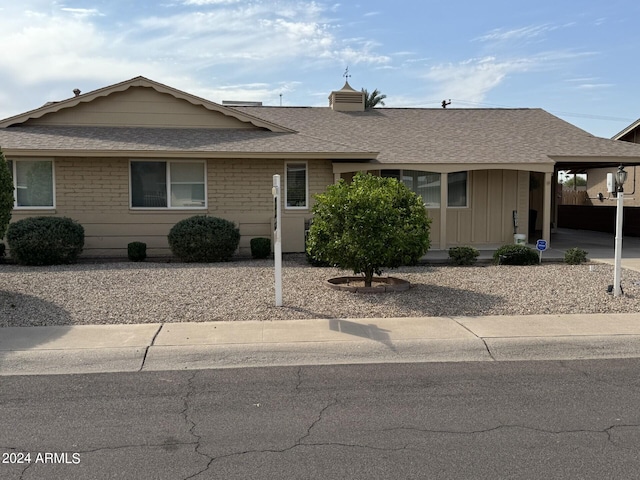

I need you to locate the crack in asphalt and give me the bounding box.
[295,366,303,393]
[19,462,32,480]
[373,422,640,447]
[182,371,216,480]
[183,395,340,478]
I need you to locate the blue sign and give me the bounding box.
[536,239,548,251]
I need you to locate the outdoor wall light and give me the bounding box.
[615,164,628,191]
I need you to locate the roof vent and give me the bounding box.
[329,81,365,112]
[222,100,263,107]
[73,88,81,97]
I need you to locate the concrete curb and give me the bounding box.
[2,314,640,375]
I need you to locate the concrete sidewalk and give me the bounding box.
[1,314,640,375]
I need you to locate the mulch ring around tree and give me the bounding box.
[326,276,411,293]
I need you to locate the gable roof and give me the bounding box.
[0,76,295,133]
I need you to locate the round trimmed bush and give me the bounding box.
[493,244,539,266]
[250,237,271,259]
[7,216,84,265]
[448,246,480,266]
[128,241,147,262]
[564,247,588,265]
[168,215,240,262]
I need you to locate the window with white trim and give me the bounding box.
[381,169,468,207]
[130,161,206,208]
[7,159,55,208]
[285,162,308,209]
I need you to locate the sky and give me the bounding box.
[1,0,639,138]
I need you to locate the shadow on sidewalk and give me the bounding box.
[0,291,72,365]
[329,318,396,352]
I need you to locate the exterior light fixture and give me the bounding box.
[615,164,628,191]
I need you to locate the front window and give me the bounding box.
[130,161,205,208]
[381,169,468,208]
[7,159,55,208]
[401,170,441,207]
[285,162,307,209]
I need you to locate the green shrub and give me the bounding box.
[0,242,5,260]
[448,246,480,265]
[7,216,84,265]
[168,215,240,263]
[128,241,147,262]
[305,220,331,267]
[306,173,431,286]
[564,247,588,265]
[0,148,14,239]
[493,244,538,266]
[250,237,271,259]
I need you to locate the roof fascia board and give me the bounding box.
[549,155,640,163]
[2,149,377,161]
[332,162,555,174]
[612,118,640,140]
[0,76,295,133]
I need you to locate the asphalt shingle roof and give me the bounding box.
[3,103,640,166]
[232,106,640,165]
[0,125,373,157]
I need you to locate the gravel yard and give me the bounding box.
[1,254,640,327]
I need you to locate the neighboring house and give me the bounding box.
[2,76,640,257]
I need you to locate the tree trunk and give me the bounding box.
[364,269,374,288]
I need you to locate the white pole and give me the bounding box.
[273,175,283,306]
[613,190,624,297]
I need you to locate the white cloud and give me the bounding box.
[477,24,554,42]
[425,56,534,104]
[576,83,615,89]
[60,7,104,18]
[183,0,241,4]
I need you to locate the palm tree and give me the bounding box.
[362,88,387,109]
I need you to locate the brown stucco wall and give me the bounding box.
[585,167,640,208]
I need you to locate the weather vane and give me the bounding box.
[343,66,351,80]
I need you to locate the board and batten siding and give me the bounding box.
[9,157,334,257]
[445,170,529,247]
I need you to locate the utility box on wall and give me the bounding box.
[607,173,615,193]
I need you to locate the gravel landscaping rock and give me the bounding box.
[1,255,640,327]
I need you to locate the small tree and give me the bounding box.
[0,148,14,239]
[307,173,431,287]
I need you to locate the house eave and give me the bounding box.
[332,162,556,174]
[1,148,378,161]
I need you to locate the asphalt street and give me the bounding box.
[2,359,640,479]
